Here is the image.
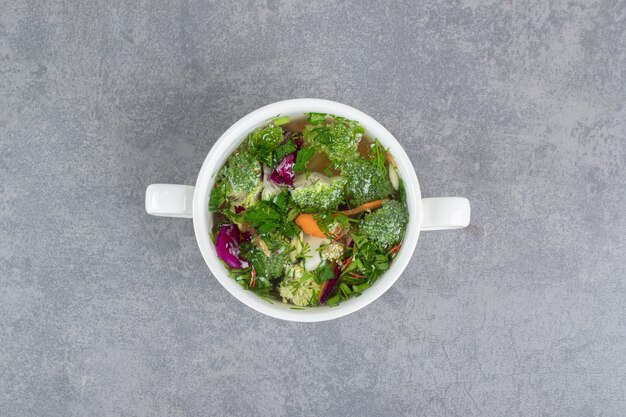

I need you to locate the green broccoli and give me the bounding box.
[359,200,409,248]
[290,173,346,211]
[213,151,262,209]
[278,265,320,306]
[244,241,288,281]
[248,123,283,152]
[340,158,394,206]
[303,118,364,162]
[247,123,287,166]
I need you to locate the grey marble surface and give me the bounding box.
[2,1,626,416]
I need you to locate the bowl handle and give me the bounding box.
[420,197,471,231]
[145,184,195,218]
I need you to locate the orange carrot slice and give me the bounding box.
[332,227,345,242]
[295,213,326,238]
[340,199,387,216]
[389,243,401,254]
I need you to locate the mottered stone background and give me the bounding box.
[1,1,625,416]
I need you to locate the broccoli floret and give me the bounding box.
[278,265,320,306]
[340,158,393,206]
[215,151,262,209]
[360,200,409,248]
[290,173,346,211]
[248,123,283,152]
[244,241,288,281]
[303,118,364,162]
[247,123,287,167]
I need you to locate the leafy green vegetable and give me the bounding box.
[220,208,245,225]
[209,182,227,211]
[244,202,283,233]
[306,112,327,125]
[353,282,371,293]
[369,139,388,173]
[272,115,291,126]
[339,282,352,297]
[274,140,297,162]
[315,263,335,282]
[340,232,391,287]
[244,192,299,237]
[325,293,341,306]
[293,146,315,173]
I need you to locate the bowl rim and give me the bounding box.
[192,99,422,322]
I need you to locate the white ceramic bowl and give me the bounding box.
[146,99,470,322]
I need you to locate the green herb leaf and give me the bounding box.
[244,201,282,233]
[294,146,315,173]
[316,263,335,282]
[306,112,327,125]
[325,293,341,306]
[209,184,226,211]
[351,233,366,247]
[353,282,371,293]
[274,140,297,162]
[272,115,290,126]
[271,191,288,212]
[370,139,387,172]
[339,282,352,296]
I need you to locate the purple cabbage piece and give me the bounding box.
[216,224,249,269]
[319,265,342,305]
[269,153,296,187]
[234,205,246,214]
[267,130,303,187]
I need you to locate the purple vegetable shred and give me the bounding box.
[269,153,296,187]
[319,265,342,304]
[216,224,249,269]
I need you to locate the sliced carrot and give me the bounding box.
[295,213,326,238]
[340,199,387,216]
[329,224,346,241]
[389,243,401,254]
